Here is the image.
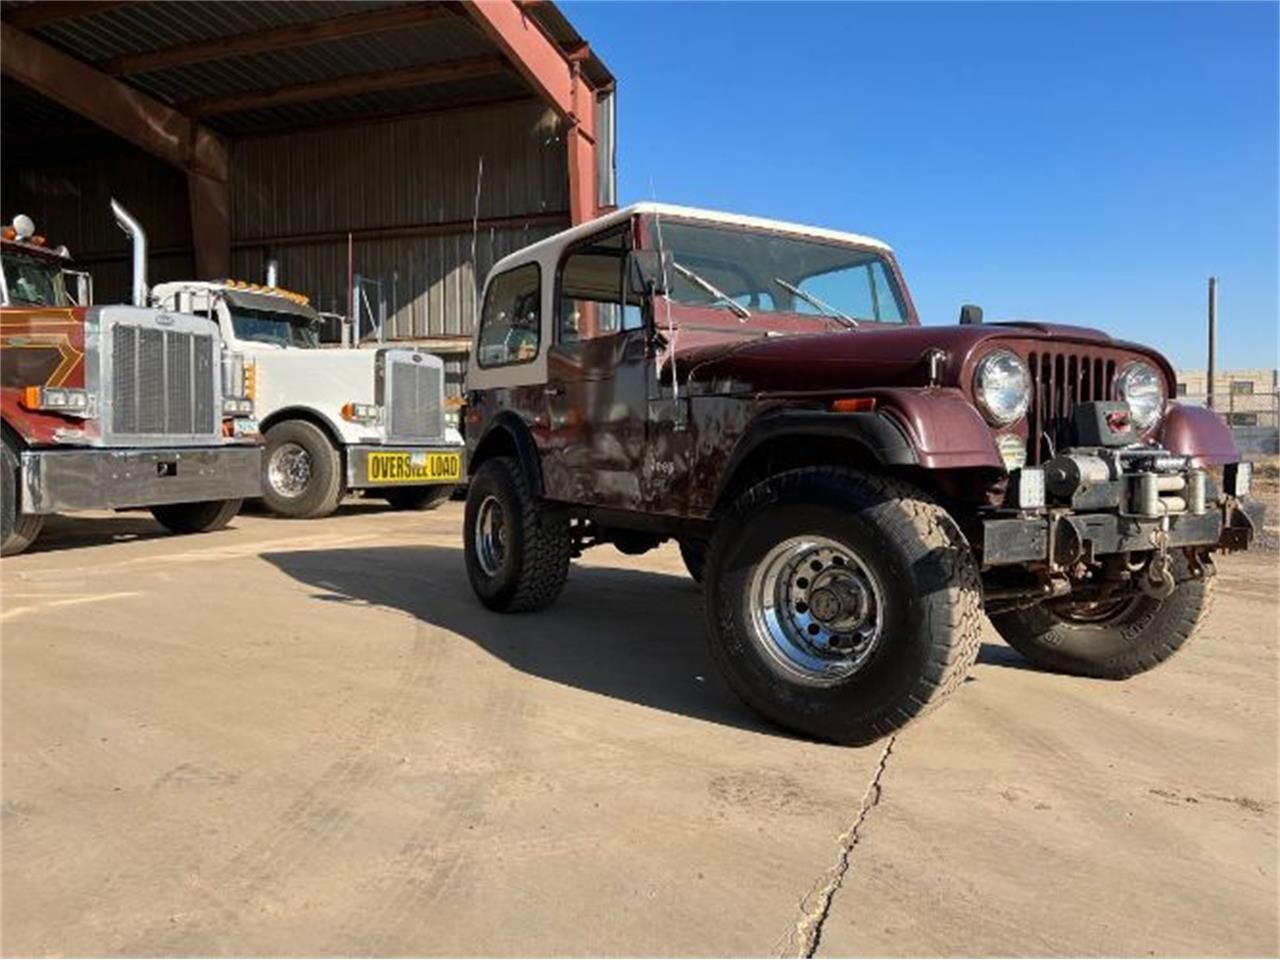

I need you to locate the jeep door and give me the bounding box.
[542,225,649,508]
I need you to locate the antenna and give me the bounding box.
[470,155,485,310]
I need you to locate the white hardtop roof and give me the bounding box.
[489,202,892,276]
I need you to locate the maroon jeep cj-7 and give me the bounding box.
[461,203,1263,745]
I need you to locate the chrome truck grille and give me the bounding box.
[385,351,444,441]
[1026,350,1117,464]
[101,314,220,443]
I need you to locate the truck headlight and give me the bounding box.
[1115,361,1165,431]
[21,385,93,417]
[341,402,381,424]
[974,350,1031,425]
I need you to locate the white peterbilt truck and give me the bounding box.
[151,275,464,518]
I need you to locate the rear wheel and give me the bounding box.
[1,435,43,557]
[705,467,982,745]
[464,456,570,612]
[382,485,454,511]
[150,498,242,534]
[990,558,1212,678]
[262,420,343,519]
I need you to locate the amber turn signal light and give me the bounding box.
[830,397,876,413]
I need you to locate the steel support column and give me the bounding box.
[461,1,598,223]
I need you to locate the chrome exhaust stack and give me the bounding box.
[110,198,148,307]
[265,258,279,288]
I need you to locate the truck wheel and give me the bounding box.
[464,456,570,612]
[150,499,242,534]
[679,538,707,583]
[2,435,43,557]
[261,420,343,519]
[704,467,982,746]
[383,486,454,511]
[989,558,1211,679]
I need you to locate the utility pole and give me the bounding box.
[1206,277,1217,409]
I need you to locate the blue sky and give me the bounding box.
[563,1,1279,370]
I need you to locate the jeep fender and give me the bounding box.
[1158,402,1239,466]
[872,388,1004,470]
[469,411,544,495]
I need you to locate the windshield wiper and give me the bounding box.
[670,260,750,320]
[774,278,857,328]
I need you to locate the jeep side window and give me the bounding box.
[558,228,642,343]
[477,263,541,367]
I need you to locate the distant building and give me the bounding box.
[1174,368,1278,453]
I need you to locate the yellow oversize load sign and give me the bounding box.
[368,451,462,484]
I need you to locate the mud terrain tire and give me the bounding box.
[989,557,1212,679]
[705,467,982,745]
[464,456,570,612]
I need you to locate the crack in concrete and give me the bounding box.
[778,735,897,959]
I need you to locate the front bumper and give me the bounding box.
[22,445,262,514]
[346,443,465,489]
[981,497,1264,567]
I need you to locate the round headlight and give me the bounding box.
[974,350,1031,425]
[1116,361,1166,431]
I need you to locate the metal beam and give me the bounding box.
[101,3,456,77]
[4,1,135,31]
[0,21,228,182]
[183,55,509,117]
[460,1,598,223]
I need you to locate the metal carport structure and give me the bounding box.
[0,0,615,362]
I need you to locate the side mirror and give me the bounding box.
[959,303,983,325]
[627,250,673,297]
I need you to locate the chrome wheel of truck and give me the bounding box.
[268,442,312,498]
[261,420,343,519]
[747,535,885,686]
[990,555,1212,679]
[705,467,982,745]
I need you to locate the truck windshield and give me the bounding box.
[229,305,320,348]
[654,221,908,324]
[2,251,68,307]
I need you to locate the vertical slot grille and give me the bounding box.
[108,323,218,440]
[387,359,443,440]
[1027,351,1116,464]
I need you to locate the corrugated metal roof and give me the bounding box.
[1,1,615,134]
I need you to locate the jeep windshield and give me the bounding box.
[654,221,908,325]
[2,250,68,307]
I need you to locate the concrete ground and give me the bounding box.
[2,500,1277,957]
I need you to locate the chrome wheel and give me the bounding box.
[474,494,507,577]
[747,535,885,686]
[267,442,313,498]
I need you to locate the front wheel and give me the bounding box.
[705,467,983,746]
[2,435,43,556]
[989,560,1212,679]
[261,420,343,519]
[150,499,242,534]
[464,456,570,613]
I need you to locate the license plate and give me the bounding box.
[367,451,462,484]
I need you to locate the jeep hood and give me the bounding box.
[669,321,1170,393]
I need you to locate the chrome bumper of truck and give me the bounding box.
[21,445,262,514]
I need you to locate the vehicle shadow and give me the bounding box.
[11,512,175,555]
[976,641,1038,671]
[260,545,779,737]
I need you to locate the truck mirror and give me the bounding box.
[628,250,673,297]
[959,303,984,325]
